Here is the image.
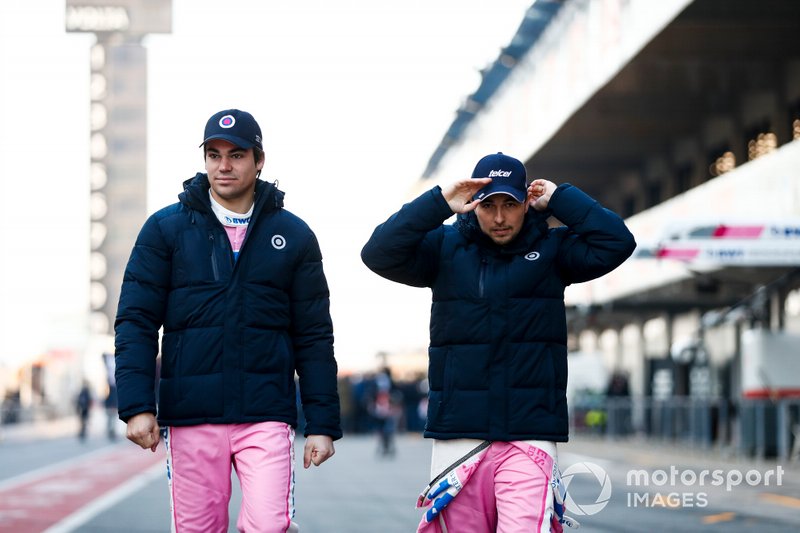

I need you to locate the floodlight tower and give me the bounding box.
[66,0,171,337]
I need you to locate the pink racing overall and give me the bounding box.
[417,440,573,533]
[164,422,298,533]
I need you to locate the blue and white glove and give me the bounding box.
[417,460,479,523]
[551,463,580,529]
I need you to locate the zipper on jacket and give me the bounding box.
[478,257,488,298]
[174,336,183,397]
[209,232,220,281]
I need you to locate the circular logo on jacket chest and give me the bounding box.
[271,235,286,249]
[525,251,540,261]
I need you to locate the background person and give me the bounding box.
[76,380,92,441]
[370,367,401,457]
[115,109,341,533]
[361,152,636,532]
[102,351,118,440]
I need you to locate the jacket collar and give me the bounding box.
[178,173,285,216]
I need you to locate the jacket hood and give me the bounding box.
[178,172,285,214]
[455,207,551,255]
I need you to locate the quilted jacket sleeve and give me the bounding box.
[361,186,453,288]
[547,183,637,284]
[114,214,171,422]
[290,231,342,440]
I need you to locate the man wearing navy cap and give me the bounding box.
[115,109,341,532]
[361,152,636,532]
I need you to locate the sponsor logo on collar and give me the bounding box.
[223,215,250,225]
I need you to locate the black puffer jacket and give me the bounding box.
[115,174,341,439]
[361,184,635,442]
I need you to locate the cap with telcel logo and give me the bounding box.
[472,152,527,203]
[200,109,263,150]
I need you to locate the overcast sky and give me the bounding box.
[0,0,532,373]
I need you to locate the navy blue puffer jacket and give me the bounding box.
[115,174,341,439]
[361,184,635,442]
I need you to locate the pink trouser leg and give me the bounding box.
[232,422,296,533]
[168,425,233,533]
[493,443,551,533]
[437,445,497,532]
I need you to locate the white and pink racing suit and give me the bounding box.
[417,440,578,533]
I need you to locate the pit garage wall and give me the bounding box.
[578,139,800,398]
[568,139,800,306]
[571,138,800,402]
[428,0,694,184]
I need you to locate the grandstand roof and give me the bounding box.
[422,0,564,178]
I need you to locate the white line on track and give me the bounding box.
[42,461,165,533]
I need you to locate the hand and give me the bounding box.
[527,179,557,211]
[126,412,160,452]
[441,178,492,214]
[303,435,335,468]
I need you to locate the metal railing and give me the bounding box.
[570,394,800,461]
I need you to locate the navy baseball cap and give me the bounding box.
[472,152,527,203]
[200,109,263,150]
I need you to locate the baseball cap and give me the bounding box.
[472,152,527,203]
[200,109,263,150]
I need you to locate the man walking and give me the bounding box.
[115,109,341,533]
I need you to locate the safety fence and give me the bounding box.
[570,394,800,461]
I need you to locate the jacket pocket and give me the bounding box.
[172,335,183,398]
[427,347,453,428]
[157,333,183,419]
